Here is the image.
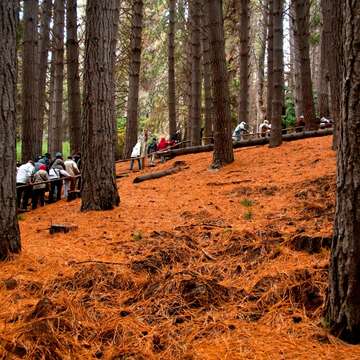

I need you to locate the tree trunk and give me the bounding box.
[269,0,283,147]
[123,0,144,158]
[21,0,39,162]
[48,0,64,155]
[266,0,273,123]
[201,1,213,145]
[317,13,330,118]
[81,0,120,211]
[294,0,316,130]
[190,0,202,146]
[168,0,177,139]
[290,1,303,118]
[327,0,360,343]
[205,0,234,168]
[321,0,342,149]
[37,0,52,158]
[238,0,249,124]
[66,0,82,154]
[0,1,21,259]
[257,0,268,124]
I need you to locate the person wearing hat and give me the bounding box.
[32,164,49,209]
[49,152,66,203]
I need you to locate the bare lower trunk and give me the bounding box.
[269,0,283,147]
[294,0,316,129]
[266,0,273,122]
[49,0,64,155]
[123,0,144,158]
[66,0,82,154]
[21,0,39,162]
[168,0,177,138]
[190,0,202,146]
[205,0,233,167]
[327,0,360,343]
[0,1,21,259]
[238,0,249,124]
[201,1,213,145]
[81,0,120,211]
[37,0,52,157]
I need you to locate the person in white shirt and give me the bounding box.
[259,120,271,137]
[64,156,80,198]
[232,121,247,141]
[16,161,35,210]
[130,140,142,170]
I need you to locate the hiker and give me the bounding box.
[32,164,49,209]
[147,137,158,166]
[158,137,169,151]
[259,120,271,137]
[16,160,35,210]
[232,121,247,141]
[130,140,142,171]
[296,115,305,132]
[49,152,67,202]
[64,156,80,198]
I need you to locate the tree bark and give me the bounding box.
[317,13,330,118]
[327,0,360,343]
[37,0,52,158]
[269,0,283,147]
[321,0,342,149]
[201,1,213,145]
[81,0,120,211]
[266,0,273,123]
[190,0,202,146]
[205,0,234,168]
[294,0,316,130]
[0,1,21,259]
[238,0,249,124]
[48,0,64,155]
[123,0,144,158]
[168,0,177,139]
[257,0,268,124]
[290,1,304,118]
[21,0,39,162]
[66,0,82,154]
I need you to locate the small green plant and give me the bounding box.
[132,231,143,241]
[240,198,254,207]
[243,210,253,220]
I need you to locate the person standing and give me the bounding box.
[130,140,142,170]
[32,164,49,209]
[16,160,35,210]
[64,156,80,197]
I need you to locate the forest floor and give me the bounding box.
[1,135,359,359]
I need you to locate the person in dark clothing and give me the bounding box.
[49,152,65,203]
[147,137,158,166]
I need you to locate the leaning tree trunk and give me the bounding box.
[190,0,202,146]
[327,0,360,343]
[238,0,249,124]
[266,0,274,123]
[21,0,39,162]
[269,0,283,147]
[48,0,64,155]
[66,0,82,154]
[123,0,144,159]
[205,0,234,168]
[37,0,52,158]
[81,0,120,211]
[201,1,213,145]
[0,1,21,259]
[321,0,342,149]
[168,0,177,139]
[294,0,316,130]
[317,15,330,118]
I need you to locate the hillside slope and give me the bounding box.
[1,136,359,359]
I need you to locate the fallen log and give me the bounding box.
[160,129,333,158]
[133,164,188,184]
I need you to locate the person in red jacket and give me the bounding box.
[157,137,169,151]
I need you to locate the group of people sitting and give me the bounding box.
[16,152,81,211]
[130,131,181,170]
